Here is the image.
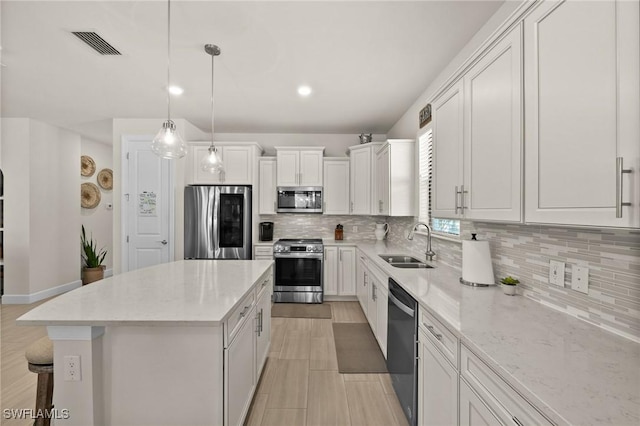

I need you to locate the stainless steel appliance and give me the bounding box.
[273,238,324,303]
[259,222,274,241]
[184,185,252,260]
[276,187,323,213]
[387,278,418,426]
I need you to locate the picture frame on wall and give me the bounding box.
[419,103,432,128]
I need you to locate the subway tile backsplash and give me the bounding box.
[386,217,640,342]
[258,214,386,242]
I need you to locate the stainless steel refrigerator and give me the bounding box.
[184,185,252,260]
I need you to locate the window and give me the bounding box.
[417,127,460,236]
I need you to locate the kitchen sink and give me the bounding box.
[379,254,434,269]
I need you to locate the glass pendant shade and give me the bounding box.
[201,145,224,173]
[151,119,187,159]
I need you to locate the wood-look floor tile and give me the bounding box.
[379,374,395,395]
[342,374,381,382]
[330,302,367,323]
[386,394,410,426]
[310,319,334,338]
[261,409,307,426]
[270,318,287,356]
[280,334,311,360]
[309,337,337,371]
[345,380,398,426]
[306,371,350,426]
[257,356,278,395]
[266,359,309,409]
[245,393,268,426]
[285,318,313,333]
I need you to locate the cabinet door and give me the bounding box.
[524,0,640,228]
[375,145,390,215]
[432,80,464,219]
[367,275,378,335]
[418,329,458,426]
[464,25,522,222]
[191,145,223,184]
[300,150,324,186]
[323,160,350,214]
[356,254,368,315]
[324,247,338,296]
[225,308,256,426]
[255,285,271,378]
[338,247,356,296]
[376,284,388,358]
[350,147,372,215]
[459,379,502,426]
[387,140,415,217]
[259,158,277,215]
[276,150,299,186]
[221,146,253,184]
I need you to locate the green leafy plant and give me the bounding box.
[81,225,107,268]
[500,276,520,286]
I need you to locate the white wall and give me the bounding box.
[1,118,81,302]
[81,137,113,269]
[387,0,526,138]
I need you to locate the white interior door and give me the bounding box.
[124,137,172,272]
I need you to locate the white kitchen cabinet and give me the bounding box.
[375,283,388,358]
[275,147,325,186]
[432,80,464,218]
[366,271,379,335]
[463,25,522,222]
[356,251,388,356]
[418,327,458,426]
[255,279,271,378]
[524,0,640,228]
[356,251,369,315]
[189,142,262,185]
[323,158,350,215]
[348,142,384,215]
[225,305,256,426]
[375,139,415,216]
[258,157,277,215]
[324,246,356,296]
[459,379,501,426]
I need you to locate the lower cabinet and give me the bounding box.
[356,250,389,357]
[356,251,369,314]
[324,246,356,296]
[459,379,501,426]
[224,272,272,426]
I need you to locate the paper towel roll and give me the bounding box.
[461,240,495,286]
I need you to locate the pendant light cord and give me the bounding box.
[167,0,172,121]
[210,50,215,149]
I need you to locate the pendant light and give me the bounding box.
[151,0,187,159]
[200,44,224,174]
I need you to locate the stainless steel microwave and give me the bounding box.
[276,187,323,213]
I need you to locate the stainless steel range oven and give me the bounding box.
[273,239,324,303]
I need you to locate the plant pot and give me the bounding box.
[82,266,105,285]
[502,284,517,296]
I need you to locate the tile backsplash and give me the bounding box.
[386,217,640,342]
[258,214,387,242]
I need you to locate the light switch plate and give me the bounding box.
[549,260,565,287]
[571,265,589,294]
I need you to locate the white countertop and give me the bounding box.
[17,260,274,327]
[357,242,640,426]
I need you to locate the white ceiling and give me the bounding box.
[1,1,503,143]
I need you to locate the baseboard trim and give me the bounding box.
[323,295,358,302]
[1,279,82,304]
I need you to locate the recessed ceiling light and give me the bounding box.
[297,85,312,97]
[169,86,184,95]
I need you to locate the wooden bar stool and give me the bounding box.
[25,336,54,426]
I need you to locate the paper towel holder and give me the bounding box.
[460,233,495,287]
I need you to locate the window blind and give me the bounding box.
[418,128,433,223]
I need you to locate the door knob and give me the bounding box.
[160,240,168,245]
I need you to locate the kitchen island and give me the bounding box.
[17,260,274,426]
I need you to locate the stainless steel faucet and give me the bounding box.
[407,222,436,261]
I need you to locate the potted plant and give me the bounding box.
[499,276,519,296]
[81,225,107,285]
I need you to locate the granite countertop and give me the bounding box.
[17,260,274,327]
[357,241,640,426]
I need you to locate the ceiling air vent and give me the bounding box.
[72,32,121,55]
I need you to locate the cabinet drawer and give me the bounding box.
[254,245,273,257]
[225,291,256,347]
[460,345,553,426]
[368,261,388,290]
[255,273,272,300]
[419,307,458,367]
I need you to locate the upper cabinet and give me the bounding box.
[258,157,277,215]
[375,139,415,216]
[323,158,350,215]
[432,24,523,222]
[348,142,384,215]
[188,142,262,185]
[524,0,639,228]
[275,147,324,187]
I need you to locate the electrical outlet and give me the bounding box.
[571,265,589,294]
[549,260,565,287]
[352,225,358,232]
[64,355,82,382]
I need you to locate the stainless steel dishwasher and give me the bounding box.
[387,278,418,426]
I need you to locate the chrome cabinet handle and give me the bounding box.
[511,416,524,426]
[616,157,632,218]
[460,184,467,211]
[160,240,168,245]
[424,323,442,341]
[350,201,354,213]
[240,305,251,318]
[455,186,460,214]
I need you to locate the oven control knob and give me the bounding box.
[306,245,313,252]
[274,244,283,253]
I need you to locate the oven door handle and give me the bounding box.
[388,291,415,318]
[274,253,323,259]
